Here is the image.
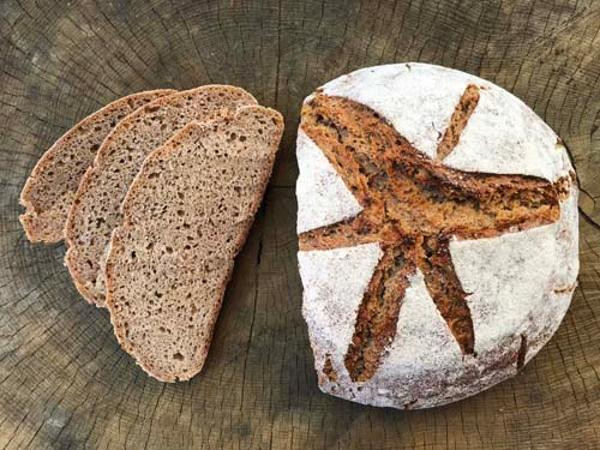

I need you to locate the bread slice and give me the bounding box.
[19,89,175,243]
[65,86,257,306]
[105,106,284,382]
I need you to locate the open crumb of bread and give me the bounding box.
[105,106,283,382]
[65,86,257,306]
[19,89,175,243]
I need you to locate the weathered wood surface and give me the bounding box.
[1,0,599,448]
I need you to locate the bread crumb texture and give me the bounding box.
[296,63,578,409]
[106,106,283,382]
[19,90,175,243]
[65,86,257,306]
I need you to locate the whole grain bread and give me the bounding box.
[19,89,175,243]
[105,106,284,382]
[296,63,578,409]
[65,86,257,306]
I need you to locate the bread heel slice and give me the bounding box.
[105,105,284,382]
[19,89,176,243]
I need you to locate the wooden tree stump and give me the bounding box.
[1,1,599,448]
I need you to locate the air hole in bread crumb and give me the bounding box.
[177,210,185,216]
[165,246,173,254]
[173,352,184,361]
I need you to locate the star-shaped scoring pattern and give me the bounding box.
[299,86,570,382]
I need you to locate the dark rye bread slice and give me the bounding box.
[65,86,257,306]
[19,89,175,243]
[105,106,284,382]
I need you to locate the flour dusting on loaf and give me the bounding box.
[443,85,566,181]
[297,63,578,409]
[299,243,383,357]
[321,63,566,181]
[320,63,466,159]
[296,130,362,233]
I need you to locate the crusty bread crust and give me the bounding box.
[65,86,257,306]
[105,106,284,382]
[19,89,175,243]
[296,63,578,409]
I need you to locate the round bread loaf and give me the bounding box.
[296,63,578,409]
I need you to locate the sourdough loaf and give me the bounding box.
[65,86,257,306]
[296,63,578,409]
[19,90,175,243]
[105,106,284,382]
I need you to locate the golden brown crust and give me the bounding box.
[344,239,418,382]
[435,84,480,160]
[299,92,566,381]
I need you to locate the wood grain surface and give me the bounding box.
[1,1,599,448]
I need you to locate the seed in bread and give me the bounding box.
[296,63,578,409]
[65,86,257,306]
[19,90,175,243]
[105,106,284,382]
